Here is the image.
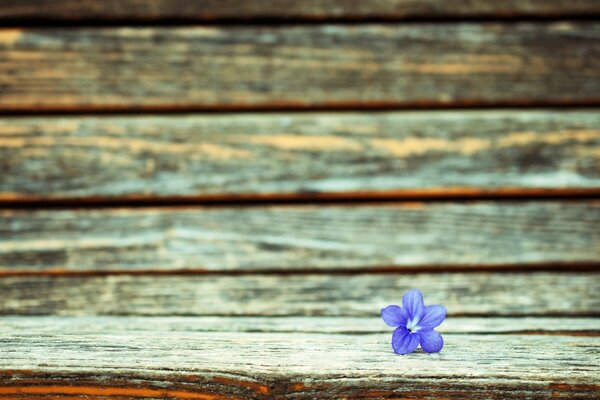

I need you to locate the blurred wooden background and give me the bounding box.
[0,1,599,399]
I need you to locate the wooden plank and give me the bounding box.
[1,202,598,273]
[1,323,598,398]
[1,0,599,21]
[2,316,599,335]
[2,111,599,201]
[1,272,598,316]
[0,24,598,110]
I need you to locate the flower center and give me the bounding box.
[406,318,421,333]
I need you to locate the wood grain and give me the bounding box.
[0,0,599,21]
[0,24,598,110]
[2,111,599,201]
[1,272,598,316]
[1,202,598,273]
[2,316,599,335]
[1,320,598,398]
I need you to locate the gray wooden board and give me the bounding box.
[1,0,599,21]
[1,316,599,334]
[1,273,598,316]
[1,202,599,272]
[1,111,599,200]
[0,24,599,110]
[0,322,598,398]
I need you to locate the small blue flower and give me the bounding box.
[381,288,446,355]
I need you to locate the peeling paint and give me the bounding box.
[0,29,22,46]
[246,135,363,151]
[370,137,489,157]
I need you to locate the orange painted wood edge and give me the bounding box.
[1,187,599,207]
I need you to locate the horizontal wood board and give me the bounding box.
[0,321,598,399]
[1,202,598,272]
[1,272,598,316]
[1,111,599,200]
[1,0,599,21]
[1,24,599,110]
[2,316,599,334]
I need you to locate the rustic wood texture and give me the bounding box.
[1,318,598,399]
[2,316,599,335]
[2,111,599,201]
[1,272,598,316]
[1,24,599,111]
[1,202,598,273]
[1,0,599,21]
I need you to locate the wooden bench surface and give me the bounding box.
[1,112,599,201]
[0,2,599,399]
[2,317,599,399]
[0,24,599,111]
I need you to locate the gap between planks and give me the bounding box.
[0,0,600,24]
[0,262,599,278]
[2,188,600,209]
[1,100,600,114]
[3,15,600,29]
[1,103,600,116]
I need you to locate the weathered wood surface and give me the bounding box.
[1,273,598,316]
[2,316,599,335]
[1,319,598,399]
[1,202,598,273]
[2,111,599,201]
[1,0,599,21]
[1,24,599,111]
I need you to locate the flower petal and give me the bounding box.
[392,326,420,355]
[402,288,425,320]
[419,305,447,329]
[381,305,408,327]
[418,329,444,353]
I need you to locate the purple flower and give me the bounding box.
[381,288,446,355]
